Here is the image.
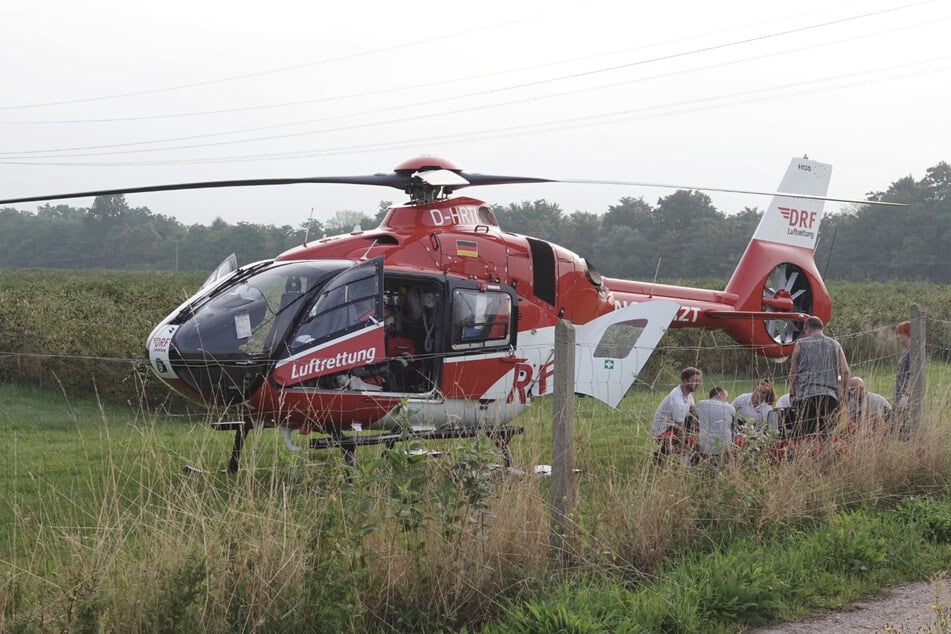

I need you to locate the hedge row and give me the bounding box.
[0,269,204,409]
[1,269,948,406]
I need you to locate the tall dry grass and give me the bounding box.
[568,403,951,584]
[2,427,557,632]
[2,384,949,632]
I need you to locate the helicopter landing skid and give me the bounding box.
[193,420,335,474]
[309,426,524,469]
[181,462,329,475]
[201,420,254,473]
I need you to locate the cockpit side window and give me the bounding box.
[290,258,384,353]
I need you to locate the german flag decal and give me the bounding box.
[456,240,479,257]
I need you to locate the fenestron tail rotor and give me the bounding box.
[762,262,813,344]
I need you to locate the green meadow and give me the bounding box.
[2,271,951,631]
[2,363,951,632]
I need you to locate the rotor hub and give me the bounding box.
[393,155,462,175]
[393,157,468,203]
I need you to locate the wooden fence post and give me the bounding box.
[550,319,575,568]
[910,304,927,436]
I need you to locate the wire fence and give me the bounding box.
[0,314,946,406]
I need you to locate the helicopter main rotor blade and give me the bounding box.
[0,174,413,206]
[457,173,556,187]
[0,171,557,206]
[0,166,904,207]
[554,178,906,207]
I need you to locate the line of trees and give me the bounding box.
[1,162,947,282]
[0,196,388,273]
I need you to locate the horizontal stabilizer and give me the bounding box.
[705,310,810,322]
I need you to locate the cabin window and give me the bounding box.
[451,289,512,350]
[593,320,647,358]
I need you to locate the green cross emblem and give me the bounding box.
[604,360,615,370]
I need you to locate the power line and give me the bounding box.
[0,10,556,112]
[0,0,909,125]
[2,5,944,160]
[3,56,947,168]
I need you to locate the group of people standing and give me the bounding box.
[651,316,915,463]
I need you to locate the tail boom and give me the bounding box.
[602,156,835,358]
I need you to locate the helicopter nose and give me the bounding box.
[146,323,205,403]
[147,324,178,378]
[146,317,271,407]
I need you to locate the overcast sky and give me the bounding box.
[2,0,948,228]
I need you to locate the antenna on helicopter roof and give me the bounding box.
[359,238,378,261]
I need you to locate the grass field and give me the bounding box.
[2,360,951,632]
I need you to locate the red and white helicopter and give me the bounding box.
[1,156,895,470]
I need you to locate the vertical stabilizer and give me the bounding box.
[722,156,834,351]
[751,157,832,250]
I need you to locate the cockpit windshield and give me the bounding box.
[172,260,353,359]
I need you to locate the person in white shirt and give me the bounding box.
[651,367,702,460]
[731,379,777,425]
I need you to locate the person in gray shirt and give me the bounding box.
[788,316,851,440]
[696,386,737,461]
[846,376,891,432]
[893,320,914,439]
